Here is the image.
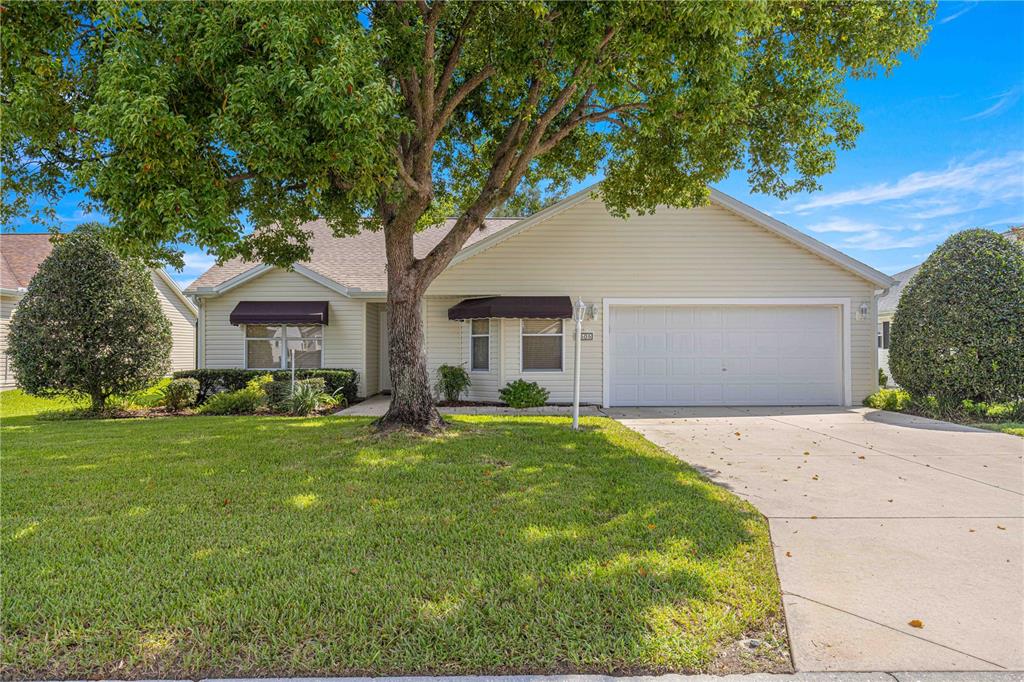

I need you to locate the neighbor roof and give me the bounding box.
[0,233,57,291]
[185,218,519,295]
[877,265,921,314]
[0,232,195,312]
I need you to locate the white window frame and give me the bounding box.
[520,318,565,373]
[470,319,490,372]
[877,320,890,350]
[243,324,324,370]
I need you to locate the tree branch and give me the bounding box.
[434,3,479,105]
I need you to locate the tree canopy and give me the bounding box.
[3,1,933,264]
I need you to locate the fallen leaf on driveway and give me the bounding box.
[785,551,792,557]
[908,619,924,629]
[858,455,866,460]
[997,525,1007,530]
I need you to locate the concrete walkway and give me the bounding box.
[337,393,603,417]
[608,406,1024,673]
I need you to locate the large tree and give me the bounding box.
[2,1,933,430]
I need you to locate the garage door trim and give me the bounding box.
[602,298,852,408]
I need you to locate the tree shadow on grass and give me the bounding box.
[2,415,781,678]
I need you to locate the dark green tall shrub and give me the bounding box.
[8,230,172,410]
[889,229,1024,404]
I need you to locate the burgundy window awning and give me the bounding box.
[448,296,572,320]
[229,301,329,326]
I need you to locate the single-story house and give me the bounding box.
[187,185,894,408]
[0,233,198,390]
[876,265,917,385]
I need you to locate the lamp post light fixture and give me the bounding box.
[572,297,587,430]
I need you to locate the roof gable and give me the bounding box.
[452,183,895,289]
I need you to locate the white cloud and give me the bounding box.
[59,209,107,225]
[839,228,953,251]
[793,151,1024,213]
[807,217,917,234]
[166,250,217,290]
[939,2,977,24]
[962,85,1022,121]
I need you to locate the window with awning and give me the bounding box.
[229,301,329,326]
[447,296,572,320]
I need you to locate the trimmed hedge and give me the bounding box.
[173,368,358,404]
[889,229,1024,404]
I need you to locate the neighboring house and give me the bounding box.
[876,264,918,385]
[188,185,894,408]
[0,233,198,390]
[876,227,1022,386]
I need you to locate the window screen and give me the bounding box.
[521,319,563,371]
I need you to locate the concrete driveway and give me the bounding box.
[608,406,1024,673]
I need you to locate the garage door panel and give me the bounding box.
[669,332,694,354]
[613,357,639,377]
[697,332,723,354]
[609,304,842,407]
[642,358,667,377]
[611,332,638,354]
[669,358,695,377]
[640,332,667,353]
[667,384,696,403]
[724,331,752,355]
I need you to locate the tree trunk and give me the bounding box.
[89,390,107,412]
[377,290,445,432]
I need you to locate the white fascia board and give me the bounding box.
[708,189,896,289]
[152,268,199,316]
[291,264,355,296]
[0,287,26,297]
[192,263,354,298]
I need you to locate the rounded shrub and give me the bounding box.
[162,377,200,411]
[7,228,172,411]
[499,379,549,408]
[889,229,1024,404]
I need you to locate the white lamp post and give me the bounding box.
[572,297,587,431]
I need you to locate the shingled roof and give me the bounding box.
[185,218,520,294]
[0,233,58,291]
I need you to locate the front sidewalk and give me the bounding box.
[337,393,604,417]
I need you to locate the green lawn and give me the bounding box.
[1,390,786,678]
[976,421,1024,437]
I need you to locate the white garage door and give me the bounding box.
[608,304,842,406]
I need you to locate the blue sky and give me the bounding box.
[715,0,1024,277]
[9,1,1024,288]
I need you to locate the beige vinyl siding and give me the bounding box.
[427,198,879,404]
[151,272,197,373]
[1,293,22,390]
[423,298,502,401]
[364,302,383,396]
[199,268,369,395]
